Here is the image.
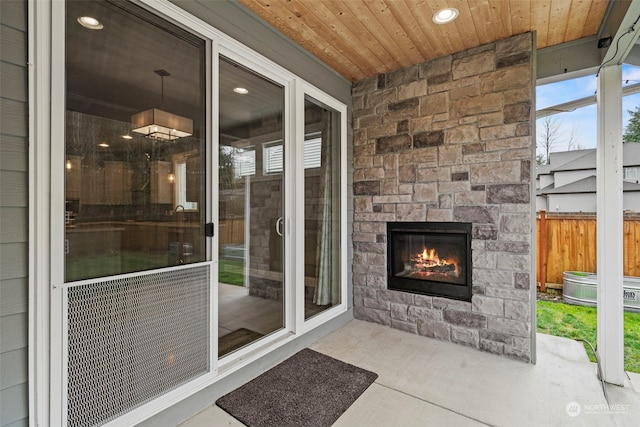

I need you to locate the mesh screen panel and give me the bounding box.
[66,265,211,426]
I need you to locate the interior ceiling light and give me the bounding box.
[131,69,193,141]
[98,142,109,148]
[233,87,249,94]
[121,134,133,140]
[77,16,103,30]
[433,8,459,24]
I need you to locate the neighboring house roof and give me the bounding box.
[550,151,594,172]
[538,175,640,195]
[549,142,640,173]
[547,148,594,168]
[535,163,553,176]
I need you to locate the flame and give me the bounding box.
[410,246,459,275]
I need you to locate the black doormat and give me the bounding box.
[219,328,264,357]
[216,348,378,427]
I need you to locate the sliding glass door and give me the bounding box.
[218,57,286,356]
[303,96,342,320]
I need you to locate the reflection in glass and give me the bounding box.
[304,96,342,319]
[218,57,285,356]
[64,1,205,282]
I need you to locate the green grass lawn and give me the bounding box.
[218,259,245,286]
[537,300,640,373]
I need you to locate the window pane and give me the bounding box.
[65,1,206,282]
[304,96,341,319]
[218,56,286,356]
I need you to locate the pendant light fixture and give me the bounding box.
[131,69,193,140]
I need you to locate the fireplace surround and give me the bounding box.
[351,33,534,362]
[387,222,472,301]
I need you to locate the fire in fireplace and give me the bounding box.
[387,222,472,301]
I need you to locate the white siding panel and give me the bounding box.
[0,99,27,137]
[0,26,26,66]
[0,313,27,353]
[0,62,27,102]
[0,278,27,316]
[0,242,27,281]
[0,383,27,426]
[1,1,28,426]
[0,208,27,243]
[0,136,27,172]
[0,348,26,390]
[0,171,28,207]
[0,1,26,30]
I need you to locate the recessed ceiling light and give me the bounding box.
[433,8,459,24]
[122,134,133,140]
[233,87,249,95]
[98,142,109,148]
[77,16,103,30]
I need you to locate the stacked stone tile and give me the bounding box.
[351,33,534,362]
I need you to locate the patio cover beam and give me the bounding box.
[596,65,625,386]
[595,0,640,386]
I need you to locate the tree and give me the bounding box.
[566,124,585,151]
[623,105,640,142]
[536,116,563,164]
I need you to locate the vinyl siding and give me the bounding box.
[0,1,29,426]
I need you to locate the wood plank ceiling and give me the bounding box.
[238,0,610,82]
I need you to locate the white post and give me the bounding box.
[596,64,625,385]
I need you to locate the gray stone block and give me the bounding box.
[414,130,444,148]
[503,345,530,362]
[451,326,480,348]
[388,97,419,111]
[353,180,380,196]
[413,294,433,308]
[376,134,412,154]
[417,319,451,341]
[496,52,530,69]
[454,205,499,224]
[472,295,504,316]
[443,309,487,329]
[354,306,391,326]
[486,241,529,253]
[487,184,529,204]
[364,297,391,311]
[479,329,515,345]
[407,306,442,320]
[505,300,531,321]
[390,303,409,320]
[391,318,418,334]
[479,338,504,355]
[432,297,472,311]
[499,214,530,233]
[378,289,414,304]
[514,272,530,290]
[487,316,529,337]
[386,66,419,87]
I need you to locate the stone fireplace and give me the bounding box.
[387,221,472,301]
[351,33,535,362]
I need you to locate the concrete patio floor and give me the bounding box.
[181,320,640,426]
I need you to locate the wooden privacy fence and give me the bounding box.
[536,211,640,289]
[219,218,245,246]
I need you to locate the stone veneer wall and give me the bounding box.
[351,33,535,362]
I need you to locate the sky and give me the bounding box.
[536,64,640,155]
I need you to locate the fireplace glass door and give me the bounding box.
[387,222,472,301]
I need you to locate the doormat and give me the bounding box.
[219,328,264,357]
[216,348,378,427]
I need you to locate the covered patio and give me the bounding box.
[182,320,640,427]
[4,0,640,426]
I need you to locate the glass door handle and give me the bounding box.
[276,217,284,237]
